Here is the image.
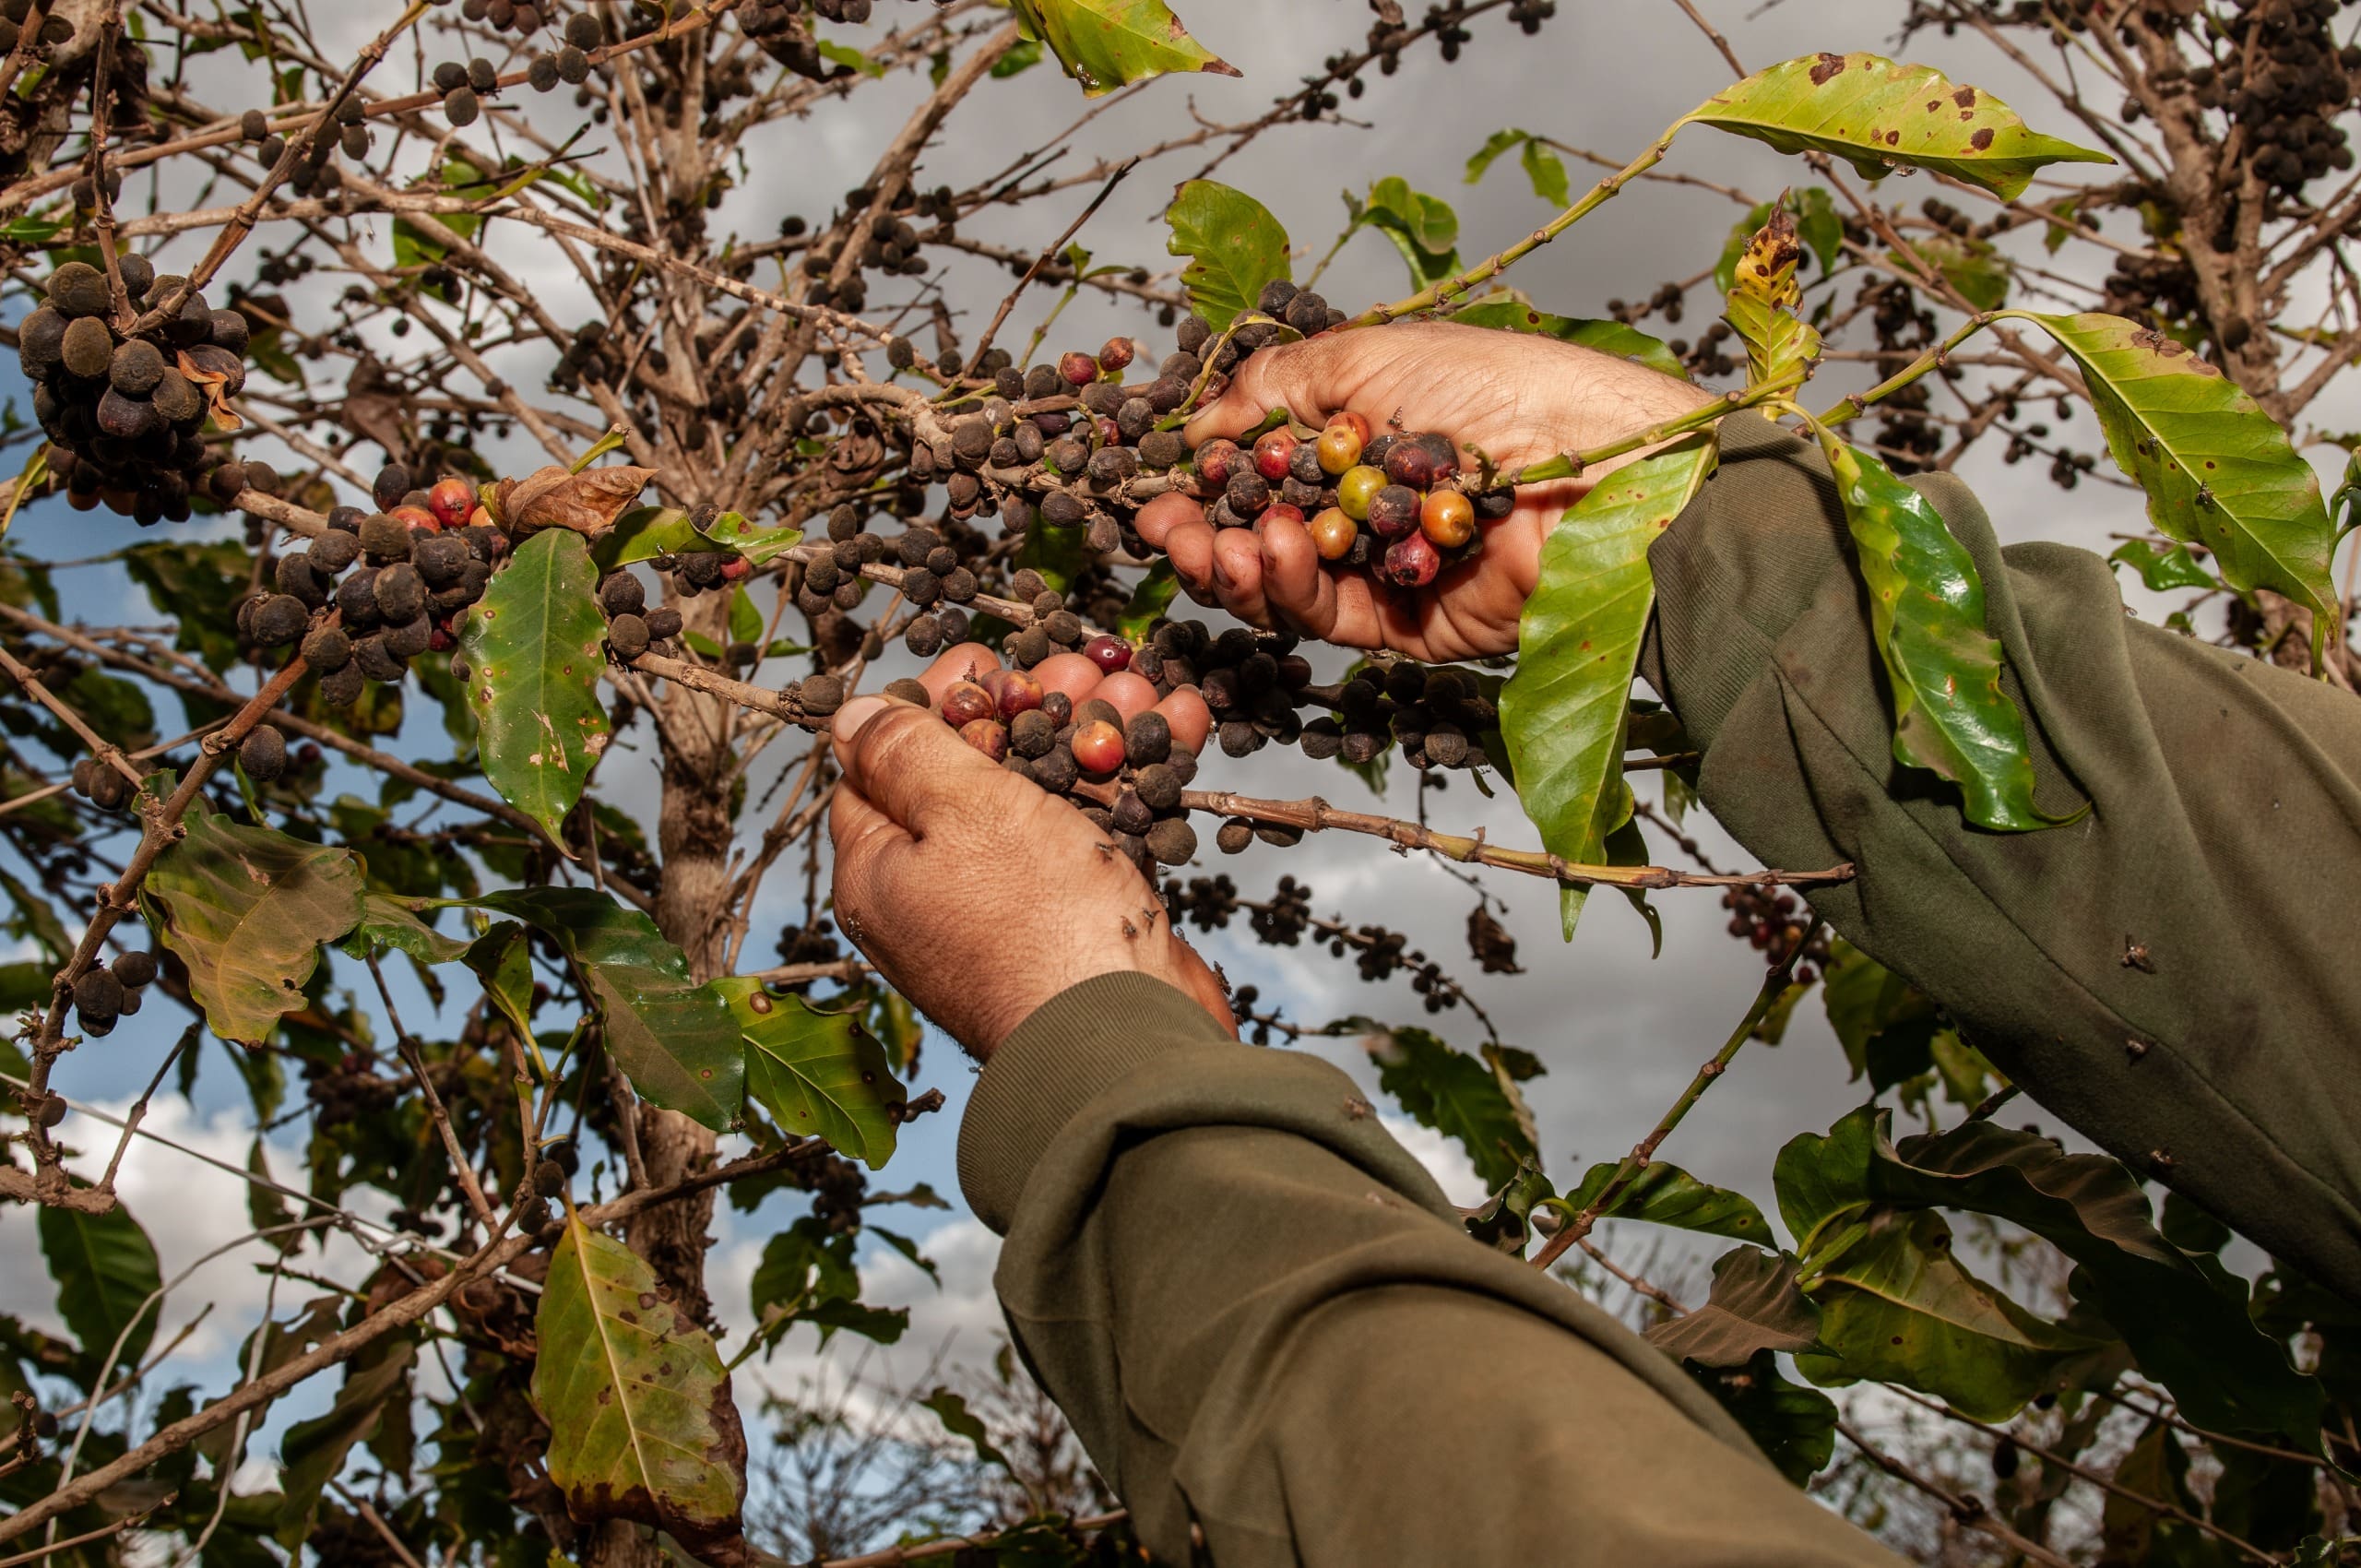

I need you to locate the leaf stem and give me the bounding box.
[1508,378,1790,486]
[1346,123,1686,327]
[1530,917,1823,1271]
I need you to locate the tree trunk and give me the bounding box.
[583,588,738,1568]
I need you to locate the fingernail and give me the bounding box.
[833,695,887,742]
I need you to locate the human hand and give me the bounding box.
[826,644,1233,1062]
[1140,320,1715,662]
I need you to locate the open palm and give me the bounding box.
[1141,320,1713,663]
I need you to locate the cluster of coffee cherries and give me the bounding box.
[2177,0,2355,195]
[1720,885,1832,986]
[885,641,1207,873]
[459,0,594,39]
[739,0,905,79]
[65,949,157,1039]
[18,259,253,525]
[595,569,690,662]
[936,287,1507,597]
[235,464,503,706]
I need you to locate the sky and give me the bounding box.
[2,0,2346,1547]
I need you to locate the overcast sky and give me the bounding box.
[4,0,2344,1533]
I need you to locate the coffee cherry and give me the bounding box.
[1193,438,1245,490]
[113,950,158,989]
[240,724,287,783]
[599,572,646,618]
[1058,350,1098,386]
[1252,428,1299,483]
[1082,635,1132,674]
[645,606,684,640]
[428,477,476,530]
[959,718,1010,761]
[994,670,1044,720]
[1316,422,1364,476]
[1145,817,1198,866]
[1072,719,1126,776]
[72,968,124,1023]
[1367,485,1421,541]
[1216,817,1254,854]
[1125,710,1171,766]
[940,681,995,727]
[1310,507,1357,561]
[800,674,846,717]
[1335,464,1386,521]
[253,594,309,647]
[607,613,649,658]
[884,677,931,706]
[1381,532,1442,588]
[1420,489,1475,548]
[1097,336,1135,373]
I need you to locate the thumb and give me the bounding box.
[1183,338,1338,447]
[830,694,1000,834]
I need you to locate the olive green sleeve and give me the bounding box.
[958,971,1901,1567]
[1644,416,2361,1301]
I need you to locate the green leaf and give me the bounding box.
[1773,1106,1879,1258]
[694,508,802,567]
[242,1139,299,1254]
[2108,538,2219,592]
[2009,311,2339,621]
[1366,1026,1536,1191]
[458,529,612,840]
[920,1388,1014,1474]
[1820,941,1936,1082]
[716,979,905,1168]
[1647,1248,1822,1367]
[141,784,365,1044]
[532,1216,749,1562]
[1347,176,1461,289]
[1684,1350,1838,1486]
[276,1342,414,1547]
[463,921,537,1042]
[1519,137,1571,208]
[1680,53,2110,200]
[1816,436,2056,832]
[1796,1207,2105,1420]
[813,37,884,77]
[743,1218,908,1357]
[1463,129,1570,208]
[1907,232,2009,312]
[1867,1113,2325,1438]
[39,1194,162,1370]
[1118,561,1180,639]
[1166,180,1290,331]
[1501,435,1714,939]
[990,36,1044,77]
[0,961,49,1012]
[339,894,470,966]
[1008,0,1238,96]
[1549,1160,1771,1241]
[462,890,743,1131]
[1446,295,1687,380]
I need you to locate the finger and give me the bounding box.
[919,642,1001,703]
[830,697,1003,833]
[1093,671,1158,723]
[1182,338,1335,447]
[1209,528,1271,626]
[1158,514,1220,598]
[1154,686,1212,754]
[825,778,911,954]
[1254,507,1335,639]
[1030,651,1105,704]
[1161,932,1238,1038]
[1135,491,1204,549]
[1320,571,1391,650]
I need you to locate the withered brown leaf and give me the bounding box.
[493,464,658,539]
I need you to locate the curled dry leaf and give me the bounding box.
[175,349,243,433]
[493,464,660,539]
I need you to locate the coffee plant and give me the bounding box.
[0,0,2357,1562]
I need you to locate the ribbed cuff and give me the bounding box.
[957,970,1236,1234]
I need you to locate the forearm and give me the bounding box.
[1643,416,2361,1300]
[962,973,1897,1566]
